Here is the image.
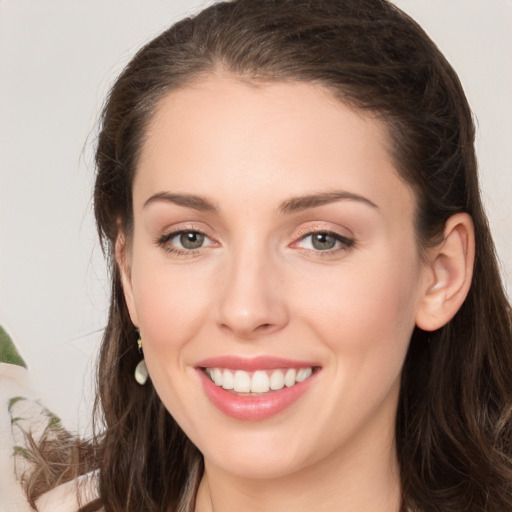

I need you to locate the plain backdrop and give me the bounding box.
[1,0,511,433]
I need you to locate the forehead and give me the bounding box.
[135,75,413,219]
[142,76,385,158]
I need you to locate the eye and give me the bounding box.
[157,229,214,254]
[295,231,354,253]
[306,232,338,251]
[174,231,206,250]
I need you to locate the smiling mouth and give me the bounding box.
[203,367,317,394]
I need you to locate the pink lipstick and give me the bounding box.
[196,356,319,421]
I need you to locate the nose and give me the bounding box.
[216,247,289,340]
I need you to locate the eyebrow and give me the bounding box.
[143,192,218,212]
[143,190,378,214]
[278,191,378,213]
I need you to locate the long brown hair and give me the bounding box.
[26,0,512,510]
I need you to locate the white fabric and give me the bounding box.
[0,363,100,511]
[0,363,39,511]
[36,470,99,512]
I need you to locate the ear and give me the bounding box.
[115,232,140,327]
[415,213,475,331]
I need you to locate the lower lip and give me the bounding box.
[198,369,318,421]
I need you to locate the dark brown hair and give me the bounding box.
[27,0,512,510]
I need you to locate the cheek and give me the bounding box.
[298,247,422,372]
[129,252,216,367]
[289,255,420,445]
[129,262,214,422]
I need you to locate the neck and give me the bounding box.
[195,420,401,512]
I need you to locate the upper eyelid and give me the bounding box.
[295,231,353,245]
[290,226,355,251]
[293,224,354,240]
[155,225,212,246]
[160,227,213,242]
[155,223,354,246]
[158,222,214,238]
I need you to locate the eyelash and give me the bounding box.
[156,228,215,256]
[156,228,355,257]
[293,229,355,256]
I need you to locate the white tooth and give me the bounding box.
[213,368,223,387]
[233,370,251,392]
[269,370,285,390]
[222,369,234,390]
[205,368,213,380]
[251,371,270,393]
[284,368,296,387]
[296,367,312,382]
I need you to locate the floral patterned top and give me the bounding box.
[1,363,99,511]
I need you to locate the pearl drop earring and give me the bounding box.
[134,330,149,385]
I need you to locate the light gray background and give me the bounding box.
[1,0,511,432]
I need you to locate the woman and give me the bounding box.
[20,0,512,510]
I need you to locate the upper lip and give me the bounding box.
[195,355,319,372]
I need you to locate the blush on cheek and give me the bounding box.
[308,269,416,363]
[135,281,210,353]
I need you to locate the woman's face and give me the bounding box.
[121,76,431,479]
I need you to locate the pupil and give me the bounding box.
[180,232,204,249]
[312,233,336,250]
